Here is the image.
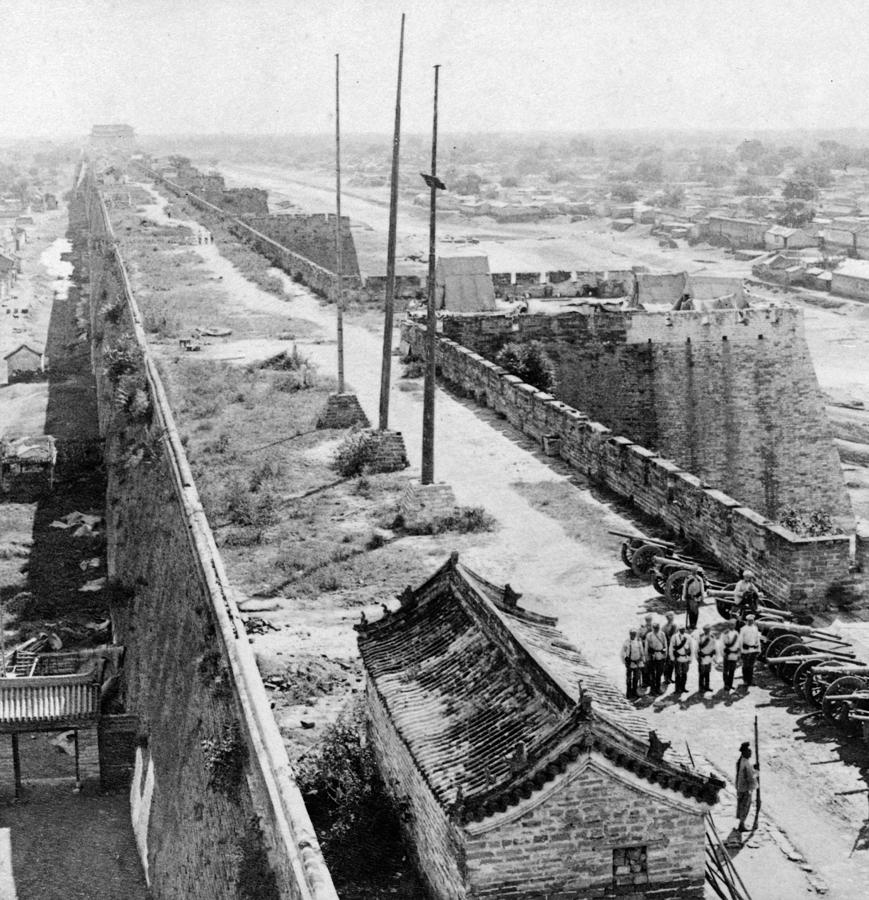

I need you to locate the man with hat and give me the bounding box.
[739,614,761,688]
[735,740,758,832]
[720,618,741,692]
[644,621,668,696]
[696,623,718,693]
[621,628,645,699]
[638,613,656,691]
[669,623,694,694]
[662,611,678,685]
[682,572,705,631]
[734,569,760,623]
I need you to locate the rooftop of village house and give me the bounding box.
[357,554,722,824]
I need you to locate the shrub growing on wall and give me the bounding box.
[778,508,839,537]
[495,340,557,393]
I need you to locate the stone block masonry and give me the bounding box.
[403,320,865,611]
[79,171,338,900]
[316,393,370,429]
[442,307,852,525]
[246,214,360,278]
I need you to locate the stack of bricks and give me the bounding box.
[400,481,457,531]
[362,429,409,473]
[316,393,370,429]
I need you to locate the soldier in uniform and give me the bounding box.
[622,628,646,699]
[662,611,678,685]
[669,624,694,694]
[682,572,705,631]
[696,623,718,694]
[739,614,761,688]
[720,618,741,692]
[638,613,656,690]
[735,741,758,832]
[734,569,760,624]
[644,622,668,696]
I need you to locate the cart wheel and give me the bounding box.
[664,570,692,607]
[620,541,635,567]
[630,544,659,578]
[764,637,804,678]
[779,644,814,685]
[822,676,867,731]
[759,626,789,656]
[650,568,668,596]
[805,662,848,707]
[792,659,820,701]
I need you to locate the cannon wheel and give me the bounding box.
[822,676,868,730]
[716,598,735,620]
[765,636,804,678]
[620,540,640,567]
[760,626,790,657]
[793,659,821,701]
[664,570,693,607]
[779,644,815,685]
[630,544,660,579]
[805,662,850,707]
[650,569,669,596]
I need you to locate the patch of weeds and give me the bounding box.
[237,817,280,900]
[202,720,247,798]
[317,565,346,592]
[205,432,231,455]
[401,359,425,379]
[225,478,280,527]
[404,506,495,535]
[333,430,377,478]
[366,531,388,551]
[249,459,283,492]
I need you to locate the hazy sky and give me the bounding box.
[2,0,869,139]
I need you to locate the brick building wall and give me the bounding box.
[403,321,863,611]
[367,685,467,899]
[79,178,337,900]
[465,758,705,899]
[245,214,360,277]
[442,308,851,524]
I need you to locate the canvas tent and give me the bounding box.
[435,255,496,311]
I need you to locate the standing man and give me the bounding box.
[720,618,741,693]
[644,621,668,696]
[638,613,656,691]
[696,623,717,694]
[734,570,760,624]
[735,741,758,832]
[662,611,678,685]
[622,628,645,699]
[669,624,694,694]
[682,572,705,631]
[739,614,761,688]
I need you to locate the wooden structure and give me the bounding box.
[0,434,56,495]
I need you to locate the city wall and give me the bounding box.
[403,319,864,611]
[79,172,337,900]
[245,213,360,277]
[441,308,852,524]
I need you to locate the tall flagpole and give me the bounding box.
[421,65,440,485]
[378,13,406,431]
[334,53,345,393]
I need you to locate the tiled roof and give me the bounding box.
[358,555,721,823]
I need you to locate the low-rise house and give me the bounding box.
[3,344,45,382]
[358,555,721,900]
[435,256,496,311]
[0,434,56,494]
[831,258,869,301]
[764,225,816,251]
[822,218,869,256]
[705,215,768,248]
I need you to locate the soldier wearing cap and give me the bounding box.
[638,613,656,690]
[682,572,705,631]
[669,623,694,694]
[734,569,760,623]
[739,614,761,687]
[662,611,678,685]
[720,618,741,692]
[696,623,717,693]
[621,628,645,699]
[644,622,667,696]
[735,740,758,832]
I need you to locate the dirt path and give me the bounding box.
[138,183,869,899]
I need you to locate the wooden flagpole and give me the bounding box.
[334,52,345,393]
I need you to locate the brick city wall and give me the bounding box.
[79,175,337,900]
[367,685,468,900]
[465,758,705,899]
[403,320,864,611]
[245,214,360,277]
[200,187,270,217]
[441,308,852,523]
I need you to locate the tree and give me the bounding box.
[659,184,685,208]
[495,342,557,393]
[452,172,482,195]
[611,183,638,203]
[634,159,663,183]
[783,178,818,201]
[794,161,833,188]
[735,175,768,196]
[737,139,765,162]
[501,175,519,188]
[777,201,815,229]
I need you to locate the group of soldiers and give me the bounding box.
[621,570,763,700]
